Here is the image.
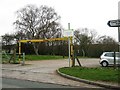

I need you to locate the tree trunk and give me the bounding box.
[82,49,85,57]
[34,47,39,55]
[33,43,39,55]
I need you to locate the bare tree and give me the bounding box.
[74,28,97,56]
[96,35,116,44]
[2,33,17,54]
[14,5,61,55]
[2,34,15,46]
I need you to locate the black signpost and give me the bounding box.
[107,19,120,68]
[107,19,120,44]
[107,19,120,27]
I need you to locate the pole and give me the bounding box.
[68,23,70,67]
[22,53,25,66]
[19,41,21,64]
[118,27,120,52]
[113,51,116,69]
[68,38,70,67]
[70,37,74,67]
[68,23,74,67]
[118,2,120,52]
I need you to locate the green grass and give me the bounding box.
[2,54,66,63]
[59,67,120,83]
[2,54,19,64]
[25,55,65,60]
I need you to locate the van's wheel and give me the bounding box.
[101,61,108,67]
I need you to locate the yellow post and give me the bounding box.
[70,37,74,67]
[18,41,21,63]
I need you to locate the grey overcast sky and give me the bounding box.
[0,0,119,41]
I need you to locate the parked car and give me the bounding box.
[99,52,120,67]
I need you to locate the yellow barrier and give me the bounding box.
[18,37,74,66]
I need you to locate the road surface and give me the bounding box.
[2,77,76,88]
[2,59,106,88]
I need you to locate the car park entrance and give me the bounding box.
[18,37,76,67]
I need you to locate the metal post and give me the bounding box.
[68,23,74,67]
[0,36,2,90]
[118,2,120,52]
[19,41,21,64]
[70,37,74,67]
[22,53,25,66]
[118,27,120,52]
[113,51,116,69]
[68,38,70,67]
[68,23,70,67]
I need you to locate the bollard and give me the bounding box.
[22,53,25,66]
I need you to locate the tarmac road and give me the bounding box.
[2,77,76,88]
[2,58,105,88]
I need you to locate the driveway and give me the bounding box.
[2,58,103,88]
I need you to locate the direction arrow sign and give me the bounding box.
[107,20,120,27]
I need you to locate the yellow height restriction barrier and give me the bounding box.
[18,37,74,67]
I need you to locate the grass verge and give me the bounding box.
[59,67,120,83]
[25,55,66,60]
[2,55,66,63]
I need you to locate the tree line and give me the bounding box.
[2,4,118,58]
